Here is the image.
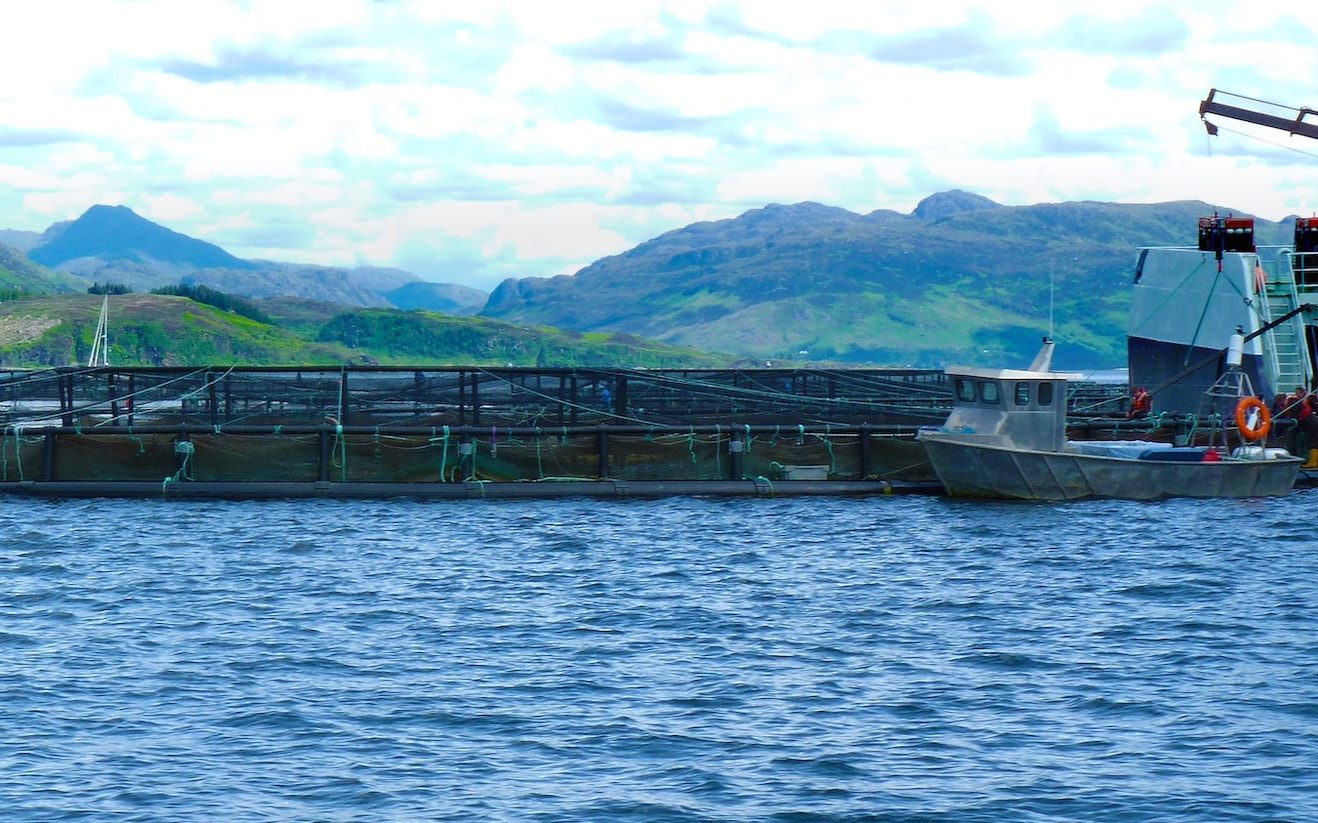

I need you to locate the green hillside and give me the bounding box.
[0,294,358,366]
[316,309,723,367]
[0,243,86,296]
[0,294,726,368]
[482,194,1269,369]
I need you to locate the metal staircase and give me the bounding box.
[1259,253,1312,396]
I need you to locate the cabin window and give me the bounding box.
[1014,382,1031,405]
[979,380,1000,404]
[1038,382,1054,406]
[955,378,976,402]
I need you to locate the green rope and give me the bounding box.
[687,427,698,463]
[714,424,722,477]
[162,442,194,495]
[797,424,805,445]
[756,475,774,497]
[3,426,16,481]
[273,424,282,435]
[824,424,836,474]
[127,425,145,455]
[333,423,347,482]
[535,427,544,479]
[2,425,18,481]
[15,427,27,481]
[436,424,450,482]
[769,425,780,446]
[743,424,752,453]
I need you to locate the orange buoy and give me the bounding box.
[1235,396,1272,442]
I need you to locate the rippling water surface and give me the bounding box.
[2,491,1316,821]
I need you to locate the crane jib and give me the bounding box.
[1199,89,1318,142]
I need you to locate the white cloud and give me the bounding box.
[2,0,1317,287]
[140,194,205,223]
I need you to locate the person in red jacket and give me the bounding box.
[1291,387,1318,449]
[1128,387,1151,420]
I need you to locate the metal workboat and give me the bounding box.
[918,340,1302,500]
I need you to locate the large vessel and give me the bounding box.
[1127,215,1318,414]
[1132,89,1318,415]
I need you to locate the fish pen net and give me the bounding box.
[0,425,940,485]
[0,364,1127,489]
[0,365,954,430]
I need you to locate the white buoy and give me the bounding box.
[1227,332,1244,369]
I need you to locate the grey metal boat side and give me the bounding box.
[918,337,1303,500]
[920,434,1300,500]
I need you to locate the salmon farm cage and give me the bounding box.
[0,365,957,429]
[0,364,1136,498]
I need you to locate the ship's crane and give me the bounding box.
[1199,88,1318,141]
[1197,89,1318,408]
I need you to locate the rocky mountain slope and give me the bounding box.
[12,205,487,314]
[483,191,1284,369]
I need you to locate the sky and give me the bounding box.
[3,1,1318,291]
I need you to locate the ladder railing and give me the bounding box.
[1260,252,1312,395]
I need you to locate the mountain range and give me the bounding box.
[1,192,1291,368]
[9,205,488,314]
[483,191,1290,368]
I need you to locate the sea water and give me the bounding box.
[1,492,1315,822]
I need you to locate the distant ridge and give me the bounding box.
[28,205,255,270]
[482,192,1288,369]
[912,189,1003,221]
[382,280,488,315]
[14,205,488,311]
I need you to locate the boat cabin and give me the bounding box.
[941,364,1076,453]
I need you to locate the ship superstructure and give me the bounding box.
[1128,216,1317,413]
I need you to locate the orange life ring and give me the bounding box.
[1235,396,1272,442]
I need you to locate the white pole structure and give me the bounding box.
[88,296,109,367]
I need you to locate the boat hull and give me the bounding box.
[920,435,1301,501]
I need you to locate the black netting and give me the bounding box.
[6,428,939,485]
[52,434,176,481]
